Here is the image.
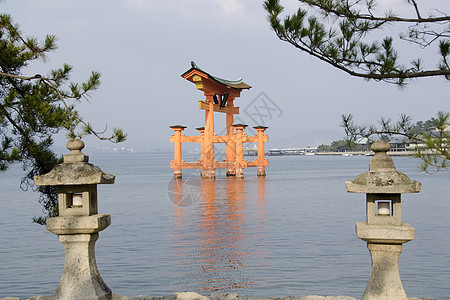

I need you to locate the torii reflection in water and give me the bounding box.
[168,176,269,292]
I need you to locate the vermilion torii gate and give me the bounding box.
[170,62,269,179]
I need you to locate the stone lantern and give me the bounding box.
[34,138,114,300]
[345,140,421,300]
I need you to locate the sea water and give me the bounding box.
[0,153,449,299]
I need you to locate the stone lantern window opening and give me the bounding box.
[376,200,391,216]
[58,184,98,217]
[70,193,83,207]
[366,193,401,226]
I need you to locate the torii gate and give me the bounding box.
[170,62,268,179]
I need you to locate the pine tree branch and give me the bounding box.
[0,70,126,142]
[300,0,450,23]
[0,71,42,81]
[280,34,450,83]
[265,0,450,85]
[408,0,422,20]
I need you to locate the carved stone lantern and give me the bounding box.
[346,140,421,300]
[34,138,114,300]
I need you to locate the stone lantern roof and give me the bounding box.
[346,140,421,194]
[34,138,115,186]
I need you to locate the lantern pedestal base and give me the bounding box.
[361,243,407,300]
[51,233,111,300]
[46,215,111,300]
[356,222,414,300]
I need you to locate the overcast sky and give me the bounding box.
[2,0,450,151]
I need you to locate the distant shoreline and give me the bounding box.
[263,151,416,157]
[315,151,415,156]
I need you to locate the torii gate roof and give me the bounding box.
[182,61,252,91]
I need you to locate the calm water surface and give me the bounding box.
[0,153,449,299]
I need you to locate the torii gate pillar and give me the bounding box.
[254,126,268,176]
[203,93,216,179]
[232,124,248,179]
[170,125,187,179]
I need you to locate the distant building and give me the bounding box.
[389,136,426,152]
[389,136,409,152]
[267,147,317,155]
[243,149,258,156]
